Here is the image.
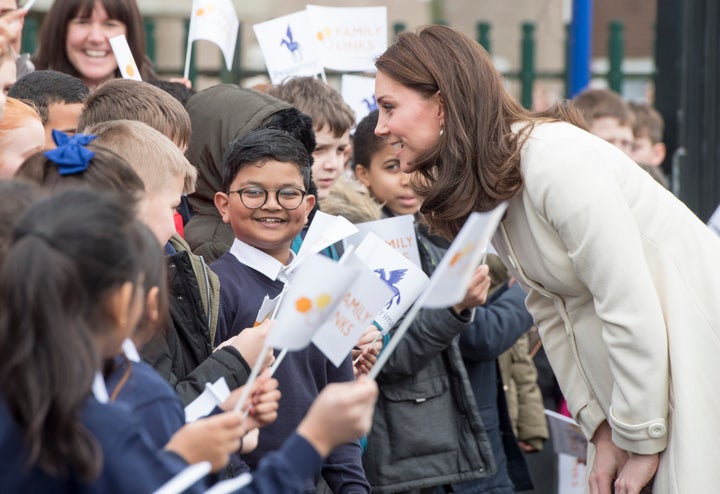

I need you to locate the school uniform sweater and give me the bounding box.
[0,395,198,494]
[106,355,185,450]
[211,239,370,494]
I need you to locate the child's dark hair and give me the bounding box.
[16,142,145,211]
[147,79,197,108]
[352,110,383,171]
[132,222,168,348]
[0,179,44,262]
[0,188,147,481]
[222,128,312,192]
[7,70,89,125]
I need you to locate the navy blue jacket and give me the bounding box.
[0,395,200,493]
[452,283,536,493]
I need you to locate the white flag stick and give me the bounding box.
[232,340,270,414]
[20,0,37,11]
[268,348,287,376]
[183,40,193,81]
[153,461,211,494]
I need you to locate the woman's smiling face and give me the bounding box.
[374,70,444,173]
[65,0,126,88]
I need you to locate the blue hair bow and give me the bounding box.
[43,130,99,176]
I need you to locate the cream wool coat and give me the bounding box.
[491,121,720,492]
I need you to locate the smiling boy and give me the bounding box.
[211,128,370,493]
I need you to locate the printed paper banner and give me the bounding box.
[420,203,508,309]
[306,5,387,72]
[344,214,421,267]
[253,10,325,84]
[268,255,359,351]
[544,409,588,459]
[187,0,239,71]
[290,211,358,271]
[558,454,587,494]
[341,74,377,125]
[109,34,142,80]
[353,232,429,333]
[311,256,392,367]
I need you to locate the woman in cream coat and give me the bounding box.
[372,25,720,494]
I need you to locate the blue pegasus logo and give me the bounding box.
[362,95,378,112]
[374,268,407,309]
[280,24,302,62]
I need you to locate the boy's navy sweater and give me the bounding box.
[211,252,370,494]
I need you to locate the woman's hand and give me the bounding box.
[589,421,628,494]
[0,9,25,59]
[589,421,659,494]
[614,453,658,494]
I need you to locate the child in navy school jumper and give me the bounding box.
[211,128,370,493]
[0,188,204,493]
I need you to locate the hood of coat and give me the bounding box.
[185,85,291,216]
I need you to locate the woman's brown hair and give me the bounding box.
[376,25,582,238]
[32,0,156,84]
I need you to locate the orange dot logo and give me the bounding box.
[316,27,332,41]
[196,8,205,16]
[316,294,331,309]
[295,297,312,313]
[125,64,136,77]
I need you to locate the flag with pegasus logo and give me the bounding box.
[253,10,325,84]
[353,232,429,333]
[341,74,377,125]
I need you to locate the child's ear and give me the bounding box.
[354,164,371,188]
[144,286,160,328]
[304,194,316,223]
[105,282,137,346]
[650,142,667,167]
[214,192,231,223]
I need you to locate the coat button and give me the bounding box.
[648,423,666,438]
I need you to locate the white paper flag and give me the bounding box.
[268,255,358,351]
[290,211,358,272]
[253,10,325,84]
[344,214,421,268]
[109,34,142,81]
[341,74,377,125]
[186,0,239,72]
[353,232,429,333]
[184,377,231,423]
[306,5,387,72]
[420,203,508,309]
[311,256,392,367]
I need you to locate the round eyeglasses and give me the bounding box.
[229,186,307,210]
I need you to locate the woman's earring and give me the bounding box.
[439,126,444,136]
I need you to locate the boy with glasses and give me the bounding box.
[211,128,370,493]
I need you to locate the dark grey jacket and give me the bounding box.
[362,226,496,493]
